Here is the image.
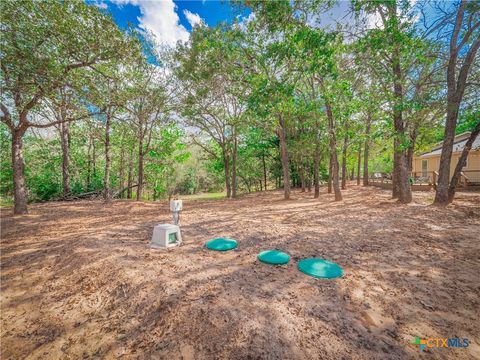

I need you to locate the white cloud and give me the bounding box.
[110,0,189,47]
[366,12,383,29]
[234,12,255,31]
[92,0,108,9]
[183,10,203,28]
[109,0,134,7]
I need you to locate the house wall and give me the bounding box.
[412,150,480,177]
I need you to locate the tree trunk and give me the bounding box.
[391,46,411,204]
[448,121,480,202]
[392,118,401,199]
[307,169,312,192]
[434,1,480,205]
[435,99,461,204]
[12,129,28,214]
[103,114,111,201]
[118,138,125,199]
[242,177,251,193]
[232,134,238,198]
[313,139,320,198]
[136,150,144,201]
[127,146,134,199]
[153,180,158,200]
[393,148,412,203]
[325,101,342,201]
[330,151,342,201]
[357,147,361,185]
[341,133,348,190]
[223,150,231,198]
[262,153,267,191]
[327,155,332,194]
[277,116,290,200]
[363,115,371,186]
[136,124,144,201]
[299,164,306,192]
[92,139,96,182]
[60,122,71,198]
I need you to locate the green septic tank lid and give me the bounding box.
[205,238,238,251]
[297,258,344,279]
[257,250,291,265]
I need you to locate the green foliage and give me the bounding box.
[456,110,480,135]
[1,0,475,208]
[146,124,191,199]
[0,124,13,198]
[1,0,140,120]
[22,135,62,201]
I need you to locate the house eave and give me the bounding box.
[414,148,480,160]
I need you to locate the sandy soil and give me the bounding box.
[1,185,479,360]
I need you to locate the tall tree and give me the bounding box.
[353,0,420,203]
[45,86,95,198]
[90,69,132,202]
[125,61,171,201]
[431,0,480,204]
[448,118,480,200]
[176,26,246,198]
[0,0,138,213]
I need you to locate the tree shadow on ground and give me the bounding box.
[1,187,479,359]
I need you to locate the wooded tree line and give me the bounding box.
[1,0,479,215]
[0,0,198,214]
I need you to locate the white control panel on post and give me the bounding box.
[170,200,183,212]
[170,199,183,225]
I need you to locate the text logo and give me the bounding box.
[411,337,469,351]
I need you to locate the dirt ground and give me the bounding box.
[1,185,479,360]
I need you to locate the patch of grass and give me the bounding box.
[181,192,226,201]
[0,197,13,208]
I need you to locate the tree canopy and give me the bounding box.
[1,0,479,214]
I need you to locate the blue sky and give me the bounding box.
[87,0,383,46]
[88,0,442,47]
[88,0,247,46]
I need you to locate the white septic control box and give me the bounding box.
[170,199,183,212]
[151,223,182,249]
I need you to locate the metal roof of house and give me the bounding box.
[418,134,480,158]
